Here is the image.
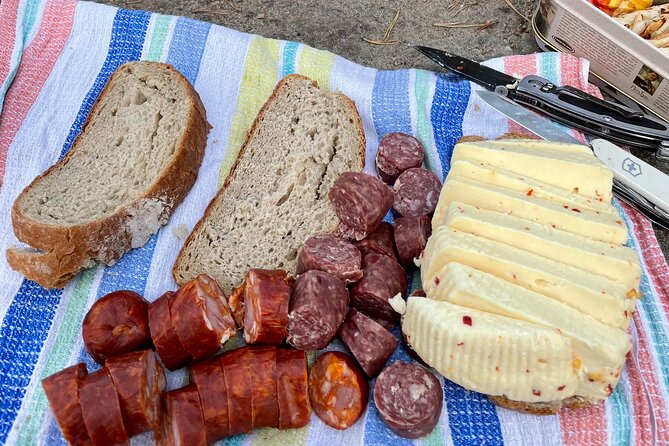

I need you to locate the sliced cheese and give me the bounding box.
[424,262,631,401]
[447,159,616,215]
[477,139,594,155]
[431,175,628,245]
[442,202,641,290]
[402,296,579,402]
[421,227,635,329]
[451,140,613,200]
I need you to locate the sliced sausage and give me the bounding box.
[78,368,129,446]
[393,215,431,269]
[220,349,253,436]
[148,291,192,371]
[243,269,290,345]
[171,274,237,361]
[376,132,425,184]
[82,290,151,364]
[163,384,206,446]
[308,351,368,430]
[297,235,363,283]
[350,254,407,327]
[190,357,229,442]
[329,172,394,240]
[227,282,246,327]
[243,346,279,429]
[287,270,349,350]
[106,350,166,436]
[338,309,398,378]
[353,222,398,261]
[42,363,92,446]
[276,348,311,429]
[392,168,441,218]
[373,361,443,439]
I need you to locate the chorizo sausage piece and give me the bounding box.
[221,349,253,436]
[350,254,407,327]
[276,348,311,429]
[373,361,443,439]
[41,363,92,446]
[106,350,166,436]
[243,269,290,345]
[392,168,442,218]
[338,309,398,378]
[308,351,368,430]
[189,356,228,442]
[286,270,349,350]
[148,291,192,371]
[163,384,206,446]
[393,216,431,269]
[353,222,398,261]
[297,235,363,284]
[171,274,237,361]
[227,282,246,327]
[375,132,425,184]
[82,290,151,364]
[243,346,279,428]
[78,368,129,446]
[328,172,394,240]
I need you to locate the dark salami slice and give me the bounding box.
[376,132,425,184]
[276,348,311,429]
[171,274,236,361]
[243,269,290,345]
[106,350,166,436]
[42,364,92,446]
[350,254,407,326]
[328,172,394,240]
[190,356,229,443]
[148,291,192,371]
[286,270,349,350]
[221,350,253,436]
[353,222,398,261]
[392,168,442,218]
[393,215,431,269]
[227,282,246,327]
[78,368,129,446]
[373,361,443,439]
[163,385,206,446]
[338,309,398,378]
[308,351,368,430]
[297,235,363,283]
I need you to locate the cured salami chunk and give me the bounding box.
[329,172,394,240]
[42,364,92,446]
[221,350,253,436]
[353,222,398,261]
[297,235,363,283]
[276,348,311,429]
[338,309,398,377]
[227,283,246,327]
[243,346,279,428]
[163,385,207,446]
[392,168,441,218]
[375,132,425,184]
[243,269,290,345]
[393,215,431,269]
[78,368,130,446]
[190,357,229,443]
[148,291,192,371]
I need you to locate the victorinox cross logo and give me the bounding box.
[622,158,642,177]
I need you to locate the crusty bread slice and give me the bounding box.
[7,62,209,289]
[173,74,365,294]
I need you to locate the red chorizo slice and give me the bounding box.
[82,290,151,364]
[190,357,229,442]
[163,384,206,446]
[329,172,394,240]
[243,269,290,345]
[308,351,368,430]
[78,368,129,446]
[350,254,407,327]
[393,215,431,269]
[373,361,443,439]
[297,235,363,283]
[376,132,425,184]
[338,309,398,378]
[42,363,93,446]
[353,222,398,261]
[243,346,279,429]
[171,274,237,361]
[392,168,442,218]
[276,348,311,429]
[148,291,192,371]
[220,349,253,435]
[227,282,246,327]
[106,350,166,436]
[286,270,349,350]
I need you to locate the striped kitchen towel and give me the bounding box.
[1,1,668,445]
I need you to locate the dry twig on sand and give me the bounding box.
[504,0,530,22]
[433,20,497,30]
[363,9,401,45]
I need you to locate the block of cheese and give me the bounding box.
[424,262,631,401]
[451,140,613,200]
[431,176,628,245]
[477,139,593,155]
[421,227,635,329]
[402,296,579,402]
[442,202,641,290]
[447,159,616,215]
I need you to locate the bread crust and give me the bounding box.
[172,74,366,287]
[7,62,209,289]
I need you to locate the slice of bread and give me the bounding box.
[173,74,365,294]
[7,62,209,289]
